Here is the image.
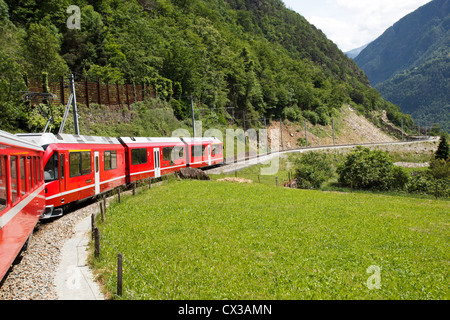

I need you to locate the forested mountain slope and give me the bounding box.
[355,0,449,131]
[0,0,412,134]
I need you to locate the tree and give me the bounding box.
[294,152,334,189]
[23,23,68,79]
[435,134,449,161]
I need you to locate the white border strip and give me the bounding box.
[0,186,44,229]
[46,176,126,200]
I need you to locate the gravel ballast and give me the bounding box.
[0,200,99,300]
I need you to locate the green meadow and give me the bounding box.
[91,180,449,300]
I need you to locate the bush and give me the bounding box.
[391,165,410,190]
[294,152,334,189]
[282,105,302,122]
[406,173,434,194]
[337,147,394,191]
[302,110,319,125]
[429,158,450,179]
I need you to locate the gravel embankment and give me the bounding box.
[0,200,99,300]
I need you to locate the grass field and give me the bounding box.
[91,179,449,300]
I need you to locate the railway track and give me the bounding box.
[206,137,437,174]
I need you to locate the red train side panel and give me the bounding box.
[17,133,126,218]
[0,130,45,281]
[118,137,187,183]
[181,137,224,168]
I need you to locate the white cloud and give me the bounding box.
[283,0,433,51]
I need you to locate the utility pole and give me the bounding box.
[71,74,80,135]
[332,118,336,146]
[305,119,308,148]
[280,118,284,151]
[264,117,268,154]
[190,95,196,138]
[59,74,80,135]
[401,118,404,142]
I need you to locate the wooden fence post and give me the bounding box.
[118,188,121,203]
[106,81,111,106]
[91,214,95,240]
[132,181,136,195]
[149,177,152,189]
[117,253,123,296]
[94,228,100,258]
[125,84,130,109]
[97,79,101,105]
[116,81,121,106]
[100,202,104,222]
[85,78,90,108]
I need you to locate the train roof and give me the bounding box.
[16,133,121,146]
[0,129,44,151]
[118,136,184,145]
[181,137,222,143]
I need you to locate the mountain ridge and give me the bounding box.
[354,0,449,131]
[0,0,413,136]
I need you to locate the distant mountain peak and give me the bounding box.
[345,43,370,59]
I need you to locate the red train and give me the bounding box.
[0,130,46,281]
[1,131,223,281]
[15,133,223,218]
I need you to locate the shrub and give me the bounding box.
[337,147,395,191]
[302,110,319,125]
[294,152,334,189]
[406,173,434,194]
[391,165,410,190]
[429,158,450,179]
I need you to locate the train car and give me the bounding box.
[181,137,224,168]
[0,130,45,281]
[17,133,126,218]
[118,137,187,183]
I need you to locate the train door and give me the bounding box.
[206,145,212,166]
[154,148,161,178]
[94,151,100,195]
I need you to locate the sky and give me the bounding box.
[282,0,433,52]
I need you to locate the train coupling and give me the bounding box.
[40,205,63,220]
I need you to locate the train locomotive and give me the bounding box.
[0,131,223,281]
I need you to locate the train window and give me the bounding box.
[27,157,32,190]
[37,156,41,182]
[44,153,59,182]
[20,157,26,196]
[173,147,184,160]
[60,154,64,179]
[131,148,147,165]
[163,147,173,161]
[0,156,7,211]
[104,150,117,170]
[33,157,37,187]
[10,156,18,203]
[40,157,44,182]
[212,144,222,155]
[81,152,91,175]
[191,145,205,158]
[69,151,91,177]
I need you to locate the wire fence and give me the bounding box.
[26,76,156,109]
[91,180,170,300]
